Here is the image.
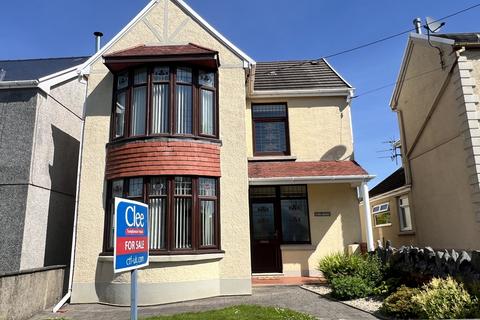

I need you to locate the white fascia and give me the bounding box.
[250,87,353,98]
[37,67,80,94]
[77,0,255,76]
[368,185,411,203]
[390,33,455,109]
[322,58,353,89]
[249,174,376,186]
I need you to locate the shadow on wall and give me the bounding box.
[43,125,79,268]
[320,145,348,161]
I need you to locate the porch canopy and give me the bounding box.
[248,160,373,186]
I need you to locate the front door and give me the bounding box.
[250,201,282,273]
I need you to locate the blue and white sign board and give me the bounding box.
[114,197,149,273]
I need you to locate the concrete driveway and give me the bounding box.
[31,286,377,320]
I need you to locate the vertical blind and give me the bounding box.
[151,84,169,134]
[174,177,192,249]
[201,90,214,135]
[199,177,216,246]
[149,177,167,250]
[131,86,146,135]
[115,92,126,137]
[175,85,193,134]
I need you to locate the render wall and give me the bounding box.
[281,183,361,276]
[394,40,480,250]
[72,0,251,305]
[0,89,37,273]
[246,96,354,161]
[359,191,416,248]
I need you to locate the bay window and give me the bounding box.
[104,176,219,254]
[111,65,217,140]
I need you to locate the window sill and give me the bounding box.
[280,244,315,251]
[107,135,222,148]
[398,231,415,236]
[374,223,392,228]
[98,252,225,263]
[248,155,297,162]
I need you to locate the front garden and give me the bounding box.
[314,246,480,319]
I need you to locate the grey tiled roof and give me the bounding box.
[0,56,89,81]
[253,58,351,91]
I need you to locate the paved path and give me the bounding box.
[31,286,377,320]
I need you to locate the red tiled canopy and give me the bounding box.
[103,43,219,71]
[248,160,368,179]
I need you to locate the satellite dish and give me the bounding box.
[425,16,445,33]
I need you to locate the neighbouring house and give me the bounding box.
[390,30,480,250]
[359,167,416,247]
[69,0,374,306]
[0,57,88,273]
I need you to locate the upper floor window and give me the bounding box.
[112,66,217,141]
[252,104,290,156]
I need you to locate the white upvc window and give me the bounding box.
[372,202,391,226]
[398,196,413,232]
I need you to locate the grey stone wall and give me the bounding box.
[375,241,480,283]
[0,265,65,320]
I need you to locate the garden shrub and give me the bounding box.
[330,275,372,300]
[413,277,472,319]
[380,285,421,319]
[318,253,383,285]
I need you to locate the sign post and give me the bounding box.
[114,197,149,320]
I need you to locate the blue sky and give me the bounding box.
[1,0,479,186]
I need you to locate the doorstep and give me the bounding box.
[252,274,326,286]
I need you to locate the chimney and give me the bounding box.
[413,18,422,34]
[93,31,104,53]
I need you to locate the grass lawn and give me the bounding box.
[143,305,315,320]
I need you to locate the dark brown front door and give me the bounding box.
[250,201,282,273]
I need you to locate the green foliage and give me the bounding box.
[413,277,472,319]
[318,252,383,287]
[372,277,401,296]
[330,275,372,300]
[143,305,316,320]
[380,285,421,319]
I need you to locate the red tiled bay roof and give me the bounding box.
[248,161,368,179]
[104,43,217,58]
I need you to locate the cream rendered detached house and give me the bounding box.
[390,31,480,250]
[69,0,373,305]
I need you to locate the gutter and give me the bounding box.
[249,174,375,186]
[250,87,353,98]
[53,76,87,313]
[0,80,39,89]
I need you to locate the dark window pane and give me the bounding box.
[111,179,124,198]
[117,73,128,89]
[131,86,147,135]
[149,197,166,249]
[150,177,167,196]
[280,185,307,197]
[175,177,192,195]
[177,67,192,83]
[281,199,310,242]
[128,178,143,197]
[199,70,215,87]
[254,121,287,153]
[252,104,286,118]
[174,197,192,249]
[153,66,169,82]
[250,187,276,198]
[251,203,275,240]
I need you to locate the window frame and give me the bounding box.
[372,202,391,227]
[251,103,291,156]
[103,176,221,255]
[110,64,219,142]
[397,195,413,232]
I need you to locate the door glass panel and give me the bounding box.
[281,199,310,242]
[252,203,275,240]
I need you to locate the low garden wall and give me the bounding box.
[374,241,480,284]
[0,265,66,320]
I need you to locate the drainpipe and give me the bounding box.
[53,76,88,313]
[361,181,375,252]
